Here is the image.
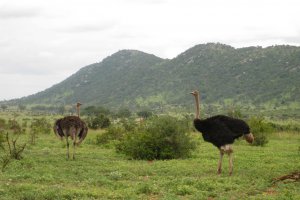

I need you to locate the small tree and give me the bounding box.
[8,118,23,134]
[30,118,52,144]
[117,116,197,160]
[248,116,273,146]
[0,119,27,171]
[88,114,111,129]
[5,119,27,160]
[6,132,26,160]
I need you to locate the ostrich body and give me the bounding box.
[190,90,254,175]
[54,103,88,160]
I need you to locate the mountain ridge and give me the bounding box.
[3,43,300,115]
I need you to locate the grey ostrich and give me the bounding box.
[54,102,88,160]
[190,90,254,175]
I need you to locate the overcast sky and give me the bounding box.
[0,0,299,101]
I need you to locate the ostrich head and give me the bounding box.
[244,133,254,144]
[76,102,82,107]
[190,90,199,96]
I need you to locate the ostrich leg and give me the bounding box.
[72,133,77,160]
[217,151,224,174]
[229,152,233,176]
[66,136,70,160]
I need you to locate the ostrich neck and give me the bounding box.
[77,106,80,117]
[194,94,200,119]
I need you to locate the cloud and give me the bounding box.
[62,22,117,33]
[0,73,68,100]
[0,5,41,19]
[0,0,300,101]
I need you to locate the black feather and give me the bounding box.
[194,115,250,148]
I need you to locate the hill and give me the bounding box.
[3,43,300,116]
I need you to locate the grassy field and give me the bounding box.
[0,125,299,200]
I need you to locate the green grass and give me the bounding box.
[0,128,299,199]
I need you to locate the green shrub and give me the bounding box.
[88,114,111,129]
[117,116,197,160]
[120,118,136,132]
[30,118,52,144]
[95,125,125,145]
[248,117,272,146]
[8,119,24,134]
[2,119,27,160]
[253,132,269,146]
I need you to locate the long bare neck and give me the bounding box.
[77,106,80,117]
[194,93,200,119]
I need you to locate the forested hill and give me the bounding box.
[5,43,300,112]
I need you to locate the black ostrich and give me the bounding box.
[190,90,254,175]
[53,102,88,160]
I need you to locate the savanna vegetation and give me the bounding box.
[0,108,299,200]
[0,43,299,199]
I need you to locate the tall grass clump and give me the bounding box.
[117,116,197,160]
[248,116,273,146]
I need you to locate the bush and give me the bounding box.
[30,118,52,144]
[95,125,125,145]
[117,116,197,160]
[88,114,111,129]
[248,117,272,146]
[137,110,153,119]
[8,119,24,134]
[120,119,136,132]
[3,119,27,159]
